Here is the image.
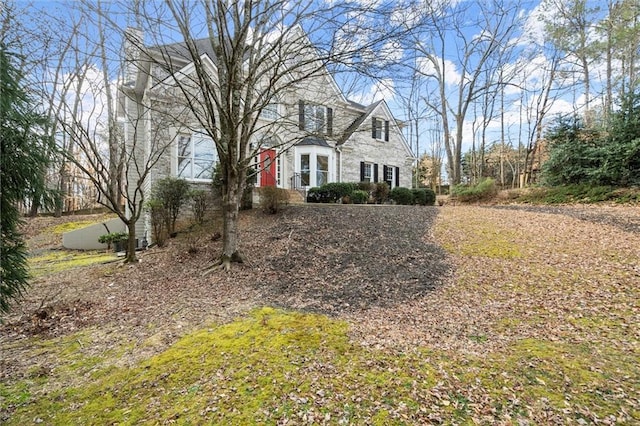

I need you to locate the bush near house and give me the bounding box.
[390,187,414,205]
[323,182,356,202]
[259,187,289,214]
[356,181,373,193]
[98,232,128,251]
[306,183,355,203]
[412,188,427,205]
[190,190,208,224]
[351,190,369,204]
[372,182,390,204]
[411,188,437,206]
[306,186,330,203]
[152,177,191,237]
[146,199,167,247]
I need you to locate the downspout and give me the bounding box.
[335,145,342,182]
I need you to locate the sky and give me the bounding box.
[14,0,618,177]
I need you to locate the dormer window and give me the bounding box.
[372,117,389,141]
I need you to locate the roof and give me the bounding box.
[296,136,330,147]
[148,38,220,67]
[337,100,383,145]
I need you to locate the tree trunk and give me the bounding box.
[125,221,137,263]
[220,167,245,271]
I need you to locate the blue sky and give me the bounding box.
[16,0,616,169]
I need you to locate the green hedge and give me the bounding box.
[390,187,414,205]
[351,190,369,204]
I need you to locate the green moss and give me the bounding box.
[5,308,439,425]
[438,219,522,259]
[5,309,638,425]
[47,215,116,235]
[29,250,117,277]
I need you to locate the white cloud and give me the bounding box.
[417,55,461,86]
[353,78,395,105]
[520,3,546,47]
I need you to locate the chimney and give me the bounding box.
[124,27,143,85]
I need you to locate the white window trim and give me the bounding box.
[176,130,217,182]
[373,117,389,141]
[295,145,334,188]
[363,163,373,182]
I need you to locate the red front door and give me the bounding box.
[259,149,277,187]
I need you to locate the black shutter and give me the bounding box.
[384,120,390,142]
[360,162,365,182]
[327,107,333,136]
[395,167,400,187]
[298,100,305,130]
[374,164,378,182]
[371,117,377,139]
[383,165,388,184]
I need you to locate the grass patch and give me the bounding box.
[29,250,118,277]
[4,308,638,424]
[437,218,522,259]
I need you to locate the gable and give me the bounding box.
[340,100,414,159]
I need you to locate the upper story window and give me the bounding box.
[177,130,217,180]
[298,100,333,136]
[372,117,389,142]
[261,101,279,120]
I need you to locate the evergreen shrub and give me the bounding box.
[351,190,369,204]
[390,187,414,205]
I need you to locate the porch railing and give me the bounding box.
[290,172,307,202]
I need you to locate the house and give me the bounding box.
[119,27,415,243]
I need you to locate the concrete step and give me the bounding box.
[287,189,305,204]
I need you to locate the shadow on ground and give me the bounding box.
[250,204,451,315]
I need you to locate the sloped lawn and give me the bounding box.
[1,205,638,424]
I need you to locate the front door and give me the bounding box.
[259,149,277,187]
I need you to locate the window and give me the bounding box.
[360,162,377,182]
[298,149,332,187]
[299,100,333,135]
[383,165,399,188]
[305,103,325,133]
[300,154,310,186]
[363,163,372,181]
[317,155,328,186]
[177,131,216,180]
[386,166,393,182]
[372,117,389,141]
[261,101,278,120]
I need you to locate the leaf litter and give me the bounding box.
[1,204,639,423]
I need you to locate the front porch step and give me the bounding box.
[287,189,305,204]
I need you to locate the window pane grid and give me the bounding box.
[177,132,216,180]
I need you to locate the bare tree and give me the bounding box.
[34,2,187,262]
[123,0,407,270]
[406,0,523,184]
[541,0,599,122]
